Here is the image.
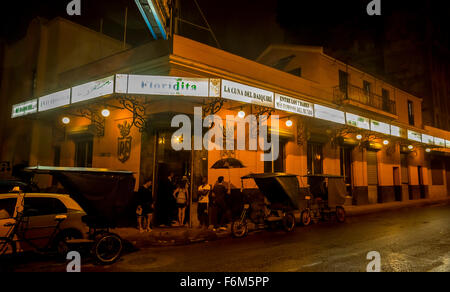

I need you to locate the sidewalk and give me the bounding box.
[344,197,450,217]
[116,197,450,248]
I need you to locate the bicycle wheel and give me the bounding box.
[93,233,123,265]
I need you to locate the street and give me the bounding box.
[7,203,450,272]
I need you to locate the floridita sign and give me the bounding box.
[116,75,210,97]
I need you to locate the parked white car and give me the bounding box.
[0,192,89,254]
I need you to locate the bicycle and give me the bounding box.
[0,193,123,265]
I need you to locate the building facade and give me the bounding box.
[2,19,450,213]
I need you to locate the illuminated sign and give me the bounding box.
[446,140,450,149]
[12,99,38,118]
[275,94,314,117]
[371,120,391,135]
[422,134,434,145]
[390,125,405,138]
[115,74,129,94]
[346,113,370,130]
[222,80,274,108]
[38,89,71,112]
[125,75,210,97]
[434,137,446,147]
[408,130,422,142]
[72,76,114,104]
[314,105,345,124]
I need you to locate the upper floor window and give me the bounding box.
[363,81,372,96]
[288,67,302,77]
[408,100,415,126]
[382,89,390,113]
[339,70,349,94]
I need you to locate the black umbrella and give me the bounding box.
[211,158,246,191]
[211,158,245,169]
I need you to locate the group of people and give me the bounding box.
[136,174,234,232]
[197,176,232,231]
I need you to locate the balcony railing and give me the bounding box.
[333,85,397,115]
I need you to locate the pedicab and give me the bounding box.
[300,174,347,226]
[1,166,136,265]
[231,173,305,238]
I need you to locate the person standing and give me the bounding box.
[197,177,211,229]
[212,176,228,231]
[138,179,154,232]
[173,181,189,226]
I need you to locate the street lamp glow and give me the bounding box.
[356,134,363,140]
[62,117,70,125]
[238,110,246,119]
[286,120,293,127]
[101,109,110,117]
[383,140,390,145]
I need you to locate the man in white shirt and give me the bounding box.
[197,177,211,229]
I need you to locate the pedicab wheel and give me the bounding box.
[336,207,346,223]
[231,221,248,238]
[283,214,296,232]
[93,233,123,265]
[301,210,312,226]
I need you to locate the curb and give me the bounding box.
[121,198,450,248]
[344,198,450,217]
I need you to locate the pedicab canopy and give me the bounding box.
[305,174,347,208]
[241,173,303,210]
[26,166,136,226]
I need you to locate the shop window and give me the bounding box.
[431,159,444,185]
[75,139,93,168]
[307,143,323,175]
[264,139,286,173]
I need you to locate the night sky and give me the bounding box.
[0,0,449,59]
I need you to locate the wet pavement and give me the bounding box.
[4,203,450,272]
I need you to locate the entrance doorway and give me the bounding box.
[340,147,353,196]
[367,150,378,204]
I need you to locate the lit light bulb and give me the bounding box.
[383,140,390,145]
[101,109,110,117]
[62,117,70,125]
[238,111,246,119]
[356,134,363,140]
[426,148,431,153]
[286,120,293,127]
[408,145,414,150]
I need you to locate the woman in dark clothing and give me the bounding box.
[137,179,153,232]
